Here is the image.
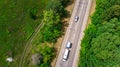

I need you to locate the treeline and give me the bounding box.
[33,0,69,67]
[79,0,120,67]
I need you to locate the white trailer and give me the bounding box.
[63,49,70,61]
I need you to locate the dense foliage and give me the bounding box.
[40,10,62,43]
[79,0,120,67]
[32,0,69,67]
[37,45,55,67]
[39,0,68,43]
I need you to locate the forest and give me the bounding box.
[79,0,120,67]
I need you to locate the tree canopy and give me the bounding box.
[40,10,62,43]
[79,0,120,67]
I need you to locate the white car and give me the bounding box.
[74,16,79,22]
[66,42,72,48]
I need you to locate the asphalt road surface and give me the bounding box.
[55,0,92,67]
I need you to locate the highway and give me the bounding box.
[55,0,92,67]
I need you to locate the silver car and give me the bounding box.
[66,42,72,48]
[74,16,79,22]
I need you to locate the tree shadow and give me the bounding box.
[66,11,71,18]
[61,20,69,36]
[67,0,74,6]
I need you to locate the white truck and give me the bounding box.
[63,49,70,61]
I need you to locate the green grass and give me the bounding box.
[0,0,49,67]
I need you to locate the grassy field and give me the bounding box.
[0,0,48,67]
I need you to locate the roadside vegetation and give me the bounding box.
[79,0,120,67]
[27,0,70,67]
[0,0,49,67]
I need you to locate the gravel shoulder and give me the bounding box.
[87,0,96,25]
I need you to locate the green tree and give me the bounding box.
[101,5,120,21]
[60,0,70,7]
[39,45,55,63]
[79,0,120,66]
[40,10,62,43]
[90,32,120,66]
[46,0,68,17]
